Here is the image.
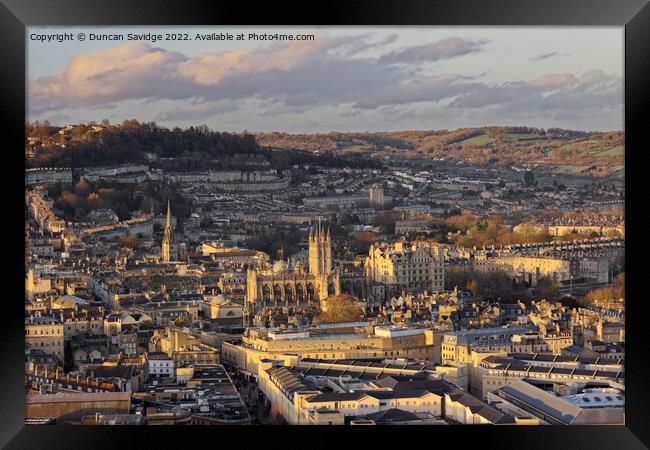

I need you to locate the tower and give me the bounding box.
[309,218,331,276]
[162,200,174,262]
[368,184,384,207]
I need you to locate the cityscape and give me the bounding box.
[25,27,624,426]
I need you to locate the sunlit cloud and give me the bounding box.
[27,33,623,131]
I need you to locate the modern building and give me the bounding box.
[487,379,624,425]
[222,323,441,378]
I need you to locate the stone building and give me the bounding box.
[244,222,341,324]
[25,315,65,360]
[365,240,445,298]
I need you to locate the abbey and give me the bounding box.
[244,221,341,325]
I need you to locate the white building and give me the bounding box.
[147,352,175,378]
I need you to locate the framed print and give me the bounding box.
[1,0,648,448]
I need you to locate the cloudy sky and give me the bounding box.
[27,26,623,132]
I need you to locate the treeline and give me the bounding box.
[245,228,304,259]
[49,179,192,222]
[446,268,561,302]
[27,120,260,168]
[444,212,551,247]
[255,131,414,152]
[26,120,383,171]
[584,273,625,304]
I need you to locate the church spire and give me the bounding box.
[165,200,171,230]
[162,199,174,262]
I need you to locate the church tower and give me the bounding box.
[309,218,331,276]
[162,200,174,262]
[325,226,332,275]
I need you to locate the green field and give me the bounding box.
[556,164,587,174]
[597,145,625,157]
[501,133,537,140]
[553,143,624,158]
[460,134,496,147]
[339,144,367,154]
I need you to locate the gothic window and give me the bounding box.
[285,285,294,302]
[273,284,283,300]
[296,284,305,301]
[262,285,271,302]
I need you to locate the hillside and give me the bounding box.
[25,121,381,171]
[255,126,625,178]
[25,122,624,178]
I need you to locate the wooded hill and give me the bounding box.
[25,120,382,171]
[26,122,623,177]
[255,126,624,178]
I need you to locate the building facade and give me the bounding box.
[244,222,341,324]
[365,241,445,298]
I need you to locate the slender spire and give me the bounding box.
[162,199,173,262]
[165,200,171,230]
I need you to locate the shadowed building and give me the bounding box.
[25,391,131,423]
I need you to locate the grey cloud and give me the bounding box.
[330,33,399,57]
[451,70,622,119]
[531,52,558,61]
[154,100,241,122]
[378,37,488,65]
[28,38,621,131]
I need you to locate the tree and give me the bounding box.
[87,192,103,209]
[584,272,624,304]
[74,179,93,197]
[313,294,364,324]
[523,170,535,187]
[533,277,560,300]
[467,280,481,297]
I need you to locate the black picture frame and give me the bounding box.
[1,0,648,448]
